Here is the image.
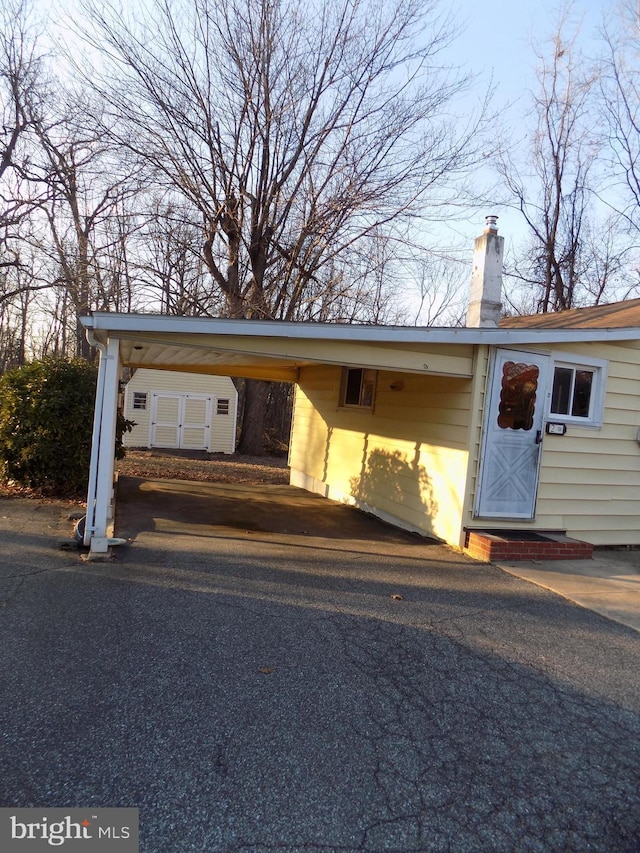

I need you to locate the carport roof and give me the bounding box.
[80,311,640,383]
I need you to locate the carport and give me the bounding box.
[79,217,640,556]
[80,313,486,554]
[79,311,626,557]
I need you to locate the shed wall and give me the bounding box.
[289,365,473,544]
[123,368,237,454]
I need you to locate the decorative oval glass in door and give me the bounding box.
[497,361,539,431]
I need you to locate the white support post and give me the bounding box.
[84,339,107,547]
[84,337,121,554]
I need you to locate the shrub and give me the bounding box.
[0,357,99,495]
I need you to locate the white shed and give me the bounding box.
[122,368,237,454]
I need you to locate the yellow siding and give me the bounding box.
[291,340,640,547]
[535,340,640,544]
[289,365,472,544]
[123,368,237,454]
[468,341,640,546]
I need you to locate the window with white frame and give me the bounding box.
[549,356,607,426]
[132,391,148,411]
[340,367,377,408]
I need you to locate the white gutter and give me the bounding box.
[80,312,640,346]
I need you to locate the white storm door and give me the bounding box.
[181,395,211,450]
[476,350,550,519]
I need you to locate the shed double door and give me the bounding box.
[150,393,212,451]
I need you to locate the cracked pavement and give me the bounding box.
[1,480,639,852]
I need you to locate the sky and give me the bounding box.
[40,0,621,320]
[43,0,613,255]
[447,0,613,250]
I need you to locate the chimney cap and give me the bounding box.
[485,215,498,233]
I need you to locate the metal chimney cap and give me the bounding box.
[485,215,499,232]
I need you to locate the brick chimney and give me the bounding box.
[466,215,503,327]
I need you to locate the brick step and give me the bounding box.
[464,529,593,562]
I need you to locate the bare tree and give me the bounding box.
[136,198,217,316]
[0,0,45,256]
[0,3,144,363]
[0,0,56,348]
[28,100,141,357]
[599,0,640,248]
[70,0,488,452]
[401,251,470,326]
[497,7,630,313]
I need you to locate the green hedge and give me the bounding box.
[0,357,101,495]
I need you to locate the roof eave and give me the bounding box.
[80,312,640,345]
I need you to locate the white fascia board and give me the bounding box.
[80,312,640,346]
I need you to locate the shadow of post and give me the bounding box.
[349,443,438,534]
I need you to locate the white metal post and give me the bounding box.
[86,337,121,554]
[83,340,107,547]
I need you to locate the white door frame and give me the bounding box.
[181,394,212,450]
[149,392,212,451]
[475,348,550,519]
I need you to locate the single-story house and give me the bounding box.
[80,219,640,558]
[122,368,237,454]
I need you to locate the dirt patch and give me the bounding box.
[116,449,289,486]
[0,450,289,501]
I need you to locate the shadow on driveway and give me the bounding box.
[1,481,639,852]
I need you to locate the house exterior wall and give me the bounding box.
[465,341,640,546]
[289,364,473,544]
[123,368,237,454]
[291,339,640,550]
[536,339,640,545]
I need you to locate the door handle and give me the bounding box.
[535,429,543,445]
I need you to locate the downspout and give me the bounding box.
[231,386,239,453]
[84,328,107,547]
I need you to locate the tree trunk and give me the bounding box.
[237,379,270,455]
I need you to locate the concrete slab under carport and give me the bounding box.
[114,475,447,556]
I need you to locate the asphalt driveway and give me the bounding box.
[1,477,639,852]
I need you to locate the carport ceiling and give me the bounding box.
[116,336,307,383]
[81,312,640,384]
[82,313,483,381]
